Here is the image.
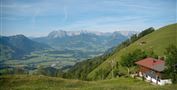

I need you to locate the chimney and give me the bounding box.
[153,59,156,63]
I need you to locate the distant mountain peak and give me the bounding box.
[48,30,67,38]
[47,30,91,38]
[8,34,29,41]
[115,31,138,37]
[12,34,26,38]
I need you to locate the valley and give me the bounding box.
[1,49,103,71]
[0,30,131,75]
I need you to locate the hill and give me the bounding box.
[0,35,50,60]
[87,23,177,80]
[65,23,177,80]
[0,75,176,90]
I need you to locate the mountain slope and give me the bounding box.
[65,23,176,80]
[87,23,177,80]
[0,35,50,60]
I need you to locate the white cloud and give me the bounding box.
[55,16,151,32]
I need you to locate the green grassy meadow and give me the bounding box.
[0,75,177,90]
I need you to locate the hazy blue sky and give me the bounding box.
[1,0,176,37]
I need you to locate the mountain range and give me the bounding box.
[46,30,135,38]
[0,30,136,62]
[33,30,136,51]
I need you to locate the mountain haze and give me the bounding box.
[33,30,134,51]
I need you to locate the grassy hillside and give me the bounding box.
[1,75,177,90]
[87,23,177,80]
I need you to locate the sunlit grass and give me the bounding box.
[0,75,177,90]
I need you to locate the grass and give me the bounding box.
[0,75,177,90]
[87,23,177,79]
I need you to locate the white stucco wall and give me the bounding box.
[138,72,172,85]
[158,79,172,85]
[146,76,151,81]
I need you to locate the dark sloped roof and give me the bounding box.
[144,70,156,79]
